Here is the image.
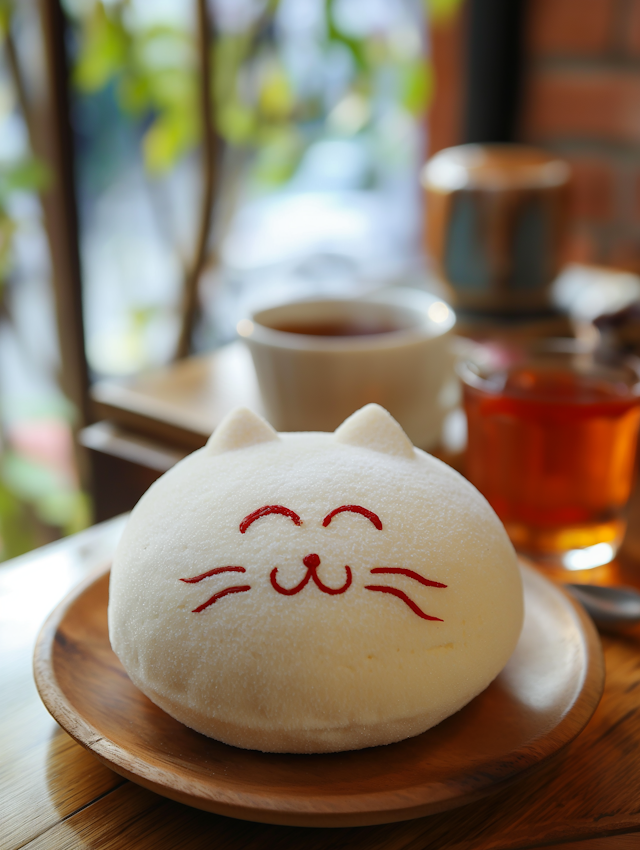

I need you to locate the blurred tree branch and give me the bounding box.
[0,1,91,556]
[176,0,220,359]
[3,14,32,138]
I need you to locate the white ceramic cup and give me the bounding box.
[241,289,457,450]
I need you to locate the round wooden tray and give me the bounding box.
[34,562,603,828]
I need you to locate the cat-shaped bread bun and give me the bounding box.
[109,404,523,753]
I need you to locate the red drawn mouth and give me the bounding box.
[270,553,353,596]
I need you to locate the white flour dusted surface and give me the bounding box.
[108,404,523,753]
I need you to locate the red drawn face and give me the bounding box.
[180,504,447,619]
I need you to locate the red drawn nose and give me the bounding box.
[303,553,320,568]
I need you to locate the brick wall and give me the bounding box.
[520,0,640,271]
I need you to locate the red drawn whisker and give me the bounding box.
[369,568,447,588]
[180,566,246,583]
[364,585,443,621]
[192,584,251,613]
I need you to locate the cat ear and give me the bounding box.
[205,407,279,456]
[334,404,415,459]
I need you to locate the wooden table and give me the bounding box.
[3,516,640,850]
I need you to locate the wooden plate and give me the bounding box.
[34,563,603,828]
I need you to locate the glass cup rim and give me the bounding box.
[456,338,640,399]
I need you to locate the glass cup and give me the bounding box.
[459,340,640,570]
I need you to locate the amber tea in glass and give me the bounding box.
[460,342,640,570]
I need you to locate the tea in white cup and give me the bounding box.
[239,289,457,450]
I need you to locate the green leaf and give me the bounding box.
[0,441,90,549]
[146,68,197,111]
[130,305,158,331]
[326,0,368,73]
[0,213,16,281]
[135,28,194,73]
[117,73,151,115]
[0,478,35,560]
[258,62,294,120]
[400,61,433,115]
[37,488,91,532]
[218,103,256,145]
[61,490,92,537]
[2,452,61,502]
[214,34,251,105]
[3,394,76,424]
[136,23,193,46]
[0,1,12,37]
[426,0,464,23]
[251,131,304,186]
[0,157,51,283]
[0,156,51,194]
[73,3,129,92]
[142,110,198,175]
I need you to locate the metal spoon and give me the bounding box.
[565,583,640,631]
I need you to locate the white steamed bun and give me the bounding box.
[108,404,523,753]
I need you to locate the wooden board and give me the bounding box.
[33,563,604,829]
[90,342,262,451]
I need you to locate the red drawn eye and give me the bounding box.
[322,505,382,530]
[240,505,302,534]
